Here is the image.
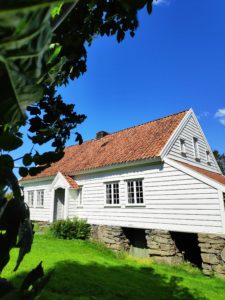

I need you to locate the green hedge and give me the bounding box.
[49,217,91,240]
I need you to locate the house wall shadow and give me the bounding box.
[10,260,207,300]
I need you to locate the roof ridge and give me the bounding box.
[66,109,190,150]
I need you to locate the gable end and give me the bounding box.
[161,109,221,174]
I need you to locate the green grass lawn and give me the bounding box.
[2,234,225,300]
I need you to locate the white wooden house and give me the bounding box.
[20,109,225,235]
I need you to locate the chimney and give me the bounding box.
[96,131,109,140]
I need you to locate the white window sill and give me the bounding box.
[125,204,146,208]
[77,205,83,208]
[36,206,44,209]
[104,205,121,208]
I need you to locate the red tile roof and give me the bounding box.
[63,174,80,189]
[176,160,225,187]
[21,110,188,182]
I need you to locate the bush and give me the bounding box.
[49,217,91,240]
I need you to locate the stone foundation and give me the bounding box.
[146,230,183,264]
[90,225,225,278]
[198,234,225,278]
[91,225,130,251]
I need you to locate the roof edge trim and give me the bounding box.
[190,110,222,174]
[69,156,162,176]
[20,175,55,184]
[164,157,225,192]
[160,109,192,159]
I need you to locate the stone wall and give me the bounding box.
[90,225,225,278]
[198,233,225,278]
[146,230,183,264]
[90,225,130,251]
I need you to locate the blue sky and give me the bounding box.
[58,0,225,153]
[14,0,225,170]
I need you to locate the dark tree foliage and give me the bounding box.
[0,0,153,298]
[213,150,225,175]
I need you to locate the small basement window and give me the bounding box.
[106,182,119,205]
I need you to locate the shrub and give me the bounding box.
[49,217,91,240]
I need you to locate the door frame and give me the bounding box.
[50,172,71,222]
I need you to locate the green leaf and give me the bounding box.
[28,166,46,176]
[48,43,62,64]
[0,4,53,125]
[22,154,32,167]
[75,132,83,145]
[19,167,28,178]
[117,29,125,43]
[44,56,67,85]
[0,155,14,170]
[0,133,22,151]
[52,2,63,18]
[27,105,41,115]
[21,261,43,290]
[14,217,34,272]
[147,0,153,14]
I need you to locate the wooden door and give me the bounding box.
[54,188,65,221]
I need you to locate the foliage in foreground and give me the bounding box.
[3,235,225,300]
[0,1,154,297]
[50,217,91,240]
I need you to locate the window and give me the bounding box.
[223,193,225,210]
[78,188,83,206]
[193,137,200,160]
[206,150,211,165]
[106,182,119,205]
[27,191,34,207]
[37,190,44,207]
[127,179,144,204]
[180,139,186,156]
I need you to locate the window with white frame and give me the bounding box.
[27,190,34,207]
[180,139,186,155]
[37,190,44,207]
[127,179,144,204]
[106,182,119,205]
[193,137,200,160]
[206,150,211,165]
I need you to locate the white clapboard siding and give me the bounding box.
[167,115,219,172]
[67,162,224,234]
[23,179,53,221]
[68,189,79,218]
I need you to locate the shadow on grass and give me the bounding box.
[11,260,207,300]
